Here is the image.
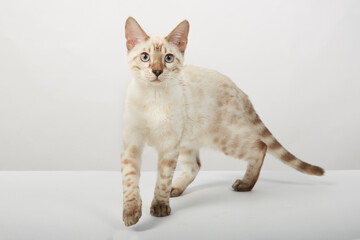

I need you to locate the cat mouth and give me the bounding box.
[150,78,161,83]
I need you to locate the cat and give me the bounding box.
[121,17,324,226]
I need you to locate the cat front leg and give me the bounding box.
[171,147,201,197]
[150,143,180,217]
[121,134,144,227]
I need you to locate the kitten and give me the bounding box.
[121,17,324,226]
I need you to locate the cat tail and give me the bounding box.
[247,104,324,176]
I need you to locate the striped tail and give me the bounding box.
[247,105,324,176]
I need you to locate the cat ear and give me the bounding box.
[125,17,149,50]
[166,20,189,53]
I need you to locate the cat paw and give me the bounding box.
[232,179,253,192]
[123,203,142,226]
[170,187,184,197]
[150,201,171,217]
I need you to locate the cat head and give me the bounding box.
[125,17,189,86]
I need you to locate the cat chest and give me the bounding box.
[144,104,182,127]
[143,104,184,141]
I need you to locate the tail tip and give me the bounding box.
[310,166,325,176]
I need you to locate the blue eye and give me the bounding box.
[140,52,150,62]
[164,54,174,63]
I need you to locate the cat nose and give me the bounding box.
[152,69,163,77]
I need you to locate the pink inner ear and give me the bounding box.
[172,40,187,53]
[125,17,149,50]
[166,20,189,53]
[126,39,138,50]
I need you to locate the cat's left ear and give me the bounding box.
[166,20,189,53]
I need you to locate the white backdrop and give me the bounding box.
[0,0,359,171]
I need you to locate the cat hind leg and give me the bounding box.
[214,133,267,192]
[231,140,267,192]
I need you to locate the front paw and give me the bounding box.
[150,200,171,217]
[123,201,142,227]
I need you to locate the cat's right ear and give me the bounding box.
[125,17,149,51]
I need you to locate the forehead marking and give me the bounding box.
[154,43,163,52]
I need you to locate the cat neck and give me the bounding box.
[130,77,183,103]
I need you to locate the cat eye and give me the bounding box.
[140,52,150,62]
[164,54,174,63]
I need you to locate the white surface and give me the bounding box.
[0,171,359,240]
[1,0,360,170]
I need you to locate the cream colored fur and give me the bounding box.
[121,17,324,227]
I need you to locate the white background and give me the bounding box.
[0,0,359,171]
